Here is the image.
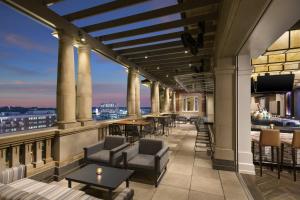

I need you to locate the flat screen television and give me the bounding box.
[256,74,294,93]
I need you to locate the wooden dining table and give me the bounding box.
[150,115,170,135]
[116,119,151,138]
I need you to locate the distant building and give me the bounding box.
[0,114,56,134]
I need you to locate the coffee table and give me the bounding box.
[65,164,134,200]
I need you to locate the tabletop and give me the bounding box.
[65,164,134,190]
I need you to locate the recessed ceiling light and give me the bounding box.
[166,74,169,77]
[80,37,86,42]
[157,66,160,70]
[189,63,192,67]
[184,50,188,54]
[145,56,148,59]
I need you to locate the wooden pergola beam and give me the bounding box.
[137,56,206,67]
[133,54,200,64]
[116,41,182,55]
[81,0,220,32]
[1,0,158,84]
[108,30,215,49]
[141,60,204,69]
[63,0,148,21]
[122,40,214,56]
[43,0,62,5]
[95,12,218,40]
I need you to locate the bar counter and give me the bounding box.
[251,125,300,133]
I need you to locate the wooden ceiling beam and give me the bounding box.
[63,0,148,21]
[126,47,191,59]
[95,12,218,40]
[108,30,215,49]
[81,0,220,32]
[138,56,206,67]
[132,49,212,63]
[141,60,204,69]
[120,40,213,55]
[116,40,182,55]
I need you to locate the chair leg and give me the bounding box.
[277,147,280,179]
[281,143,284,172]
[259,145,263,177]
[251,141,255,162]
[292,148,296,181]
[271,146,274,171]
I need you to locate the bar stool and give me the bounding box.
[259,129,281,179]
[282,131,300,181]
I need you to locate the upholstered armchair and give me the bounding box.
[122,138,169,187]
[84,136,129,166]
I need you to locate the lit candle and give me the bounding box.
[96,167,102,175]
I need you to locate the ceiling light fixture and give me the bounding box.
[184,50,188,54]
[157,66,160,70]
[166,74,169,78]
[145,56,148,59]
[189,63,192,67]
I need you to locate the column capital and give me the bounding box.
[78,44,91,51]
[57,31,73,42]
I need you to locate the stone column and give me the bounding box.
[135,73,141,116]
[33,141,44,168]
[56,33,78,129]
[77,44,94,126]
[44,139,53,164]
[213,57,236,171]
[172,91,176,113]
[151,81,160,114]
[127,68,136,116]
[237,55,255,175]
[163,88,170,113]
[10,145,20,167]
[24,143,33,170]
[0,149,7,170]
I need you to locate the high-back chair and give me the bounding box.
[259,129,281,178]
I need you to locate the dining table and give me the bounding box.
[150,115,170,135]
[116,119,151,138]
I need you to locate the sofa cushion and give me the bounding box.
[139,139,163,155]
[0,183,48,200]
[87,150,110,163]
[0,165,26,184]
[127,154,155,170]
[104,136,125,150]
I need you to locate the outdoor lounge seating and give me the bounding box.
[0,165,134,200]
[122,138,169,187]
[84,136,129,166]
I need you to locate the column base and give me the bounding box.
[33,161,44,168]
[212,158,236,171]
[25,163,34,171]
[238,151,255,175]
[44,157,53,164]
[57,121,80,129]
[77,119,96,126]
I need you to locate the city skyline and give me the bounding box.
[0,0,179,107]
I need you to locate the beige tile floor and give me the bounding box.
[55,124,249,200]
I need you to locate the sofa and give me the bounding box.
[0,165,134,200]
[84,136,129,166]
[123,138,169,187]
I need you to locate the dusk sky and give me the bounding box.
[0,0,180,108]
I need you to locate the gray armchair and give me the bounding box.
[122,138,169,187]
[84,136,129,166]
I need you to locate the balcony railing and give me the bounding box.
[0,117,134,176]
